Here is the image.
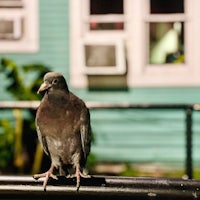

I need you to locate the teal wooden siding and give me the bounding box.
[90,109,194,163]
[0,0,200,167]
[78,88,200,166]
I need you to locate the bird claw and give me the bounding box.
[66,169,91,192]
[33,165,56,191]
[80,173,91,178]
[33,172,58,181]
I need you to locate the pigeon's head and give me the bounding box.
[37,72,69,94]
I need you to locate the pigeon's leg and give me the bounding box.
[75,165,81,192]
[33,164,56,191]
[74,165,91,192]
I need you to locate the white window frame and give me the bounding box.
[82,0,126,34]
[70,0,200,88]
[0,0,38,53]
[128,0,197,87]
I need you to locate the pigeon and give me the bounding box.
[33,72,92,191]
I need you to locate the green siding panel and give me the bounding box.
[92,147,185,163]
[74,88,200,104]
[90,109,189,163]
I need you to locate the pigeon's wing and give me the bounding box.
[36,125,50,157]
[80,108,91,159]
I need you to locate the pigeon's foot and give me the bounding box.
[67,166,91,192]
[33,164,56,191]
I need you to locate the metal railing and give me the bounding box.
[0,175,199,199]
[0,101,199,179]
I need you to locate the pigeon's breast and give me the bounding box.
[36,102,73,136]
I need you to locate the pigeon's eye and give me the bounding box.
[53,79,58,84]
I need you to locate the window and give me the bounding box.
[85,0,125,31]
[70,0,127,88]
[147,0,185,65]
[70,0,200,87]
[150,0,184,14]
[0,0,38,53]
[137,0,196,87]
[81,0,127,36]
[149,22,184,64]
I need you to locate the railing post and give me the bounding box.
[185,107,193,179]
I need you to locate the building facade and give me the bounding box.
[1,0,200,171]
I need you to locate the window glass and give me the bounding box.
[150,0,184,14]
[0,0,38,52]
[90,0,123,14]
[89,0,124,30]
[90,22,124,31]
[149,22,184,64]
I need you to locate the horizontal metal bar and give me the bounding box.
[0,101,197,110]
[0,101,39,109]
[87,102,195,110]
[0,175,199,199]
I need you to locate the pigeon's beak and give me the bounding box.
[37,82,51,94]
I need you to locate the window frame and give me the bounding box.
[145,1,187,68]
[82,0,126,33]
[129,0,196,87]
[70,0,200,88]
[0,0,38,53]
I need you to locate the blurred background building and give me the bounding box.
[0,0,200,177]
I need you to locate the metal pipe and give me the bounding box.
[0,175,199,199]
[0,101,196,110]
[185,108,193,179]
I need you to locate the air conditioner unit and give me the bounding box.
[81,38,126,75]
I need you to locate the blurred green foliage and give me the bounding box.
[1,58,50,100]
[0,58,50,173]
[0,119,14,169]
